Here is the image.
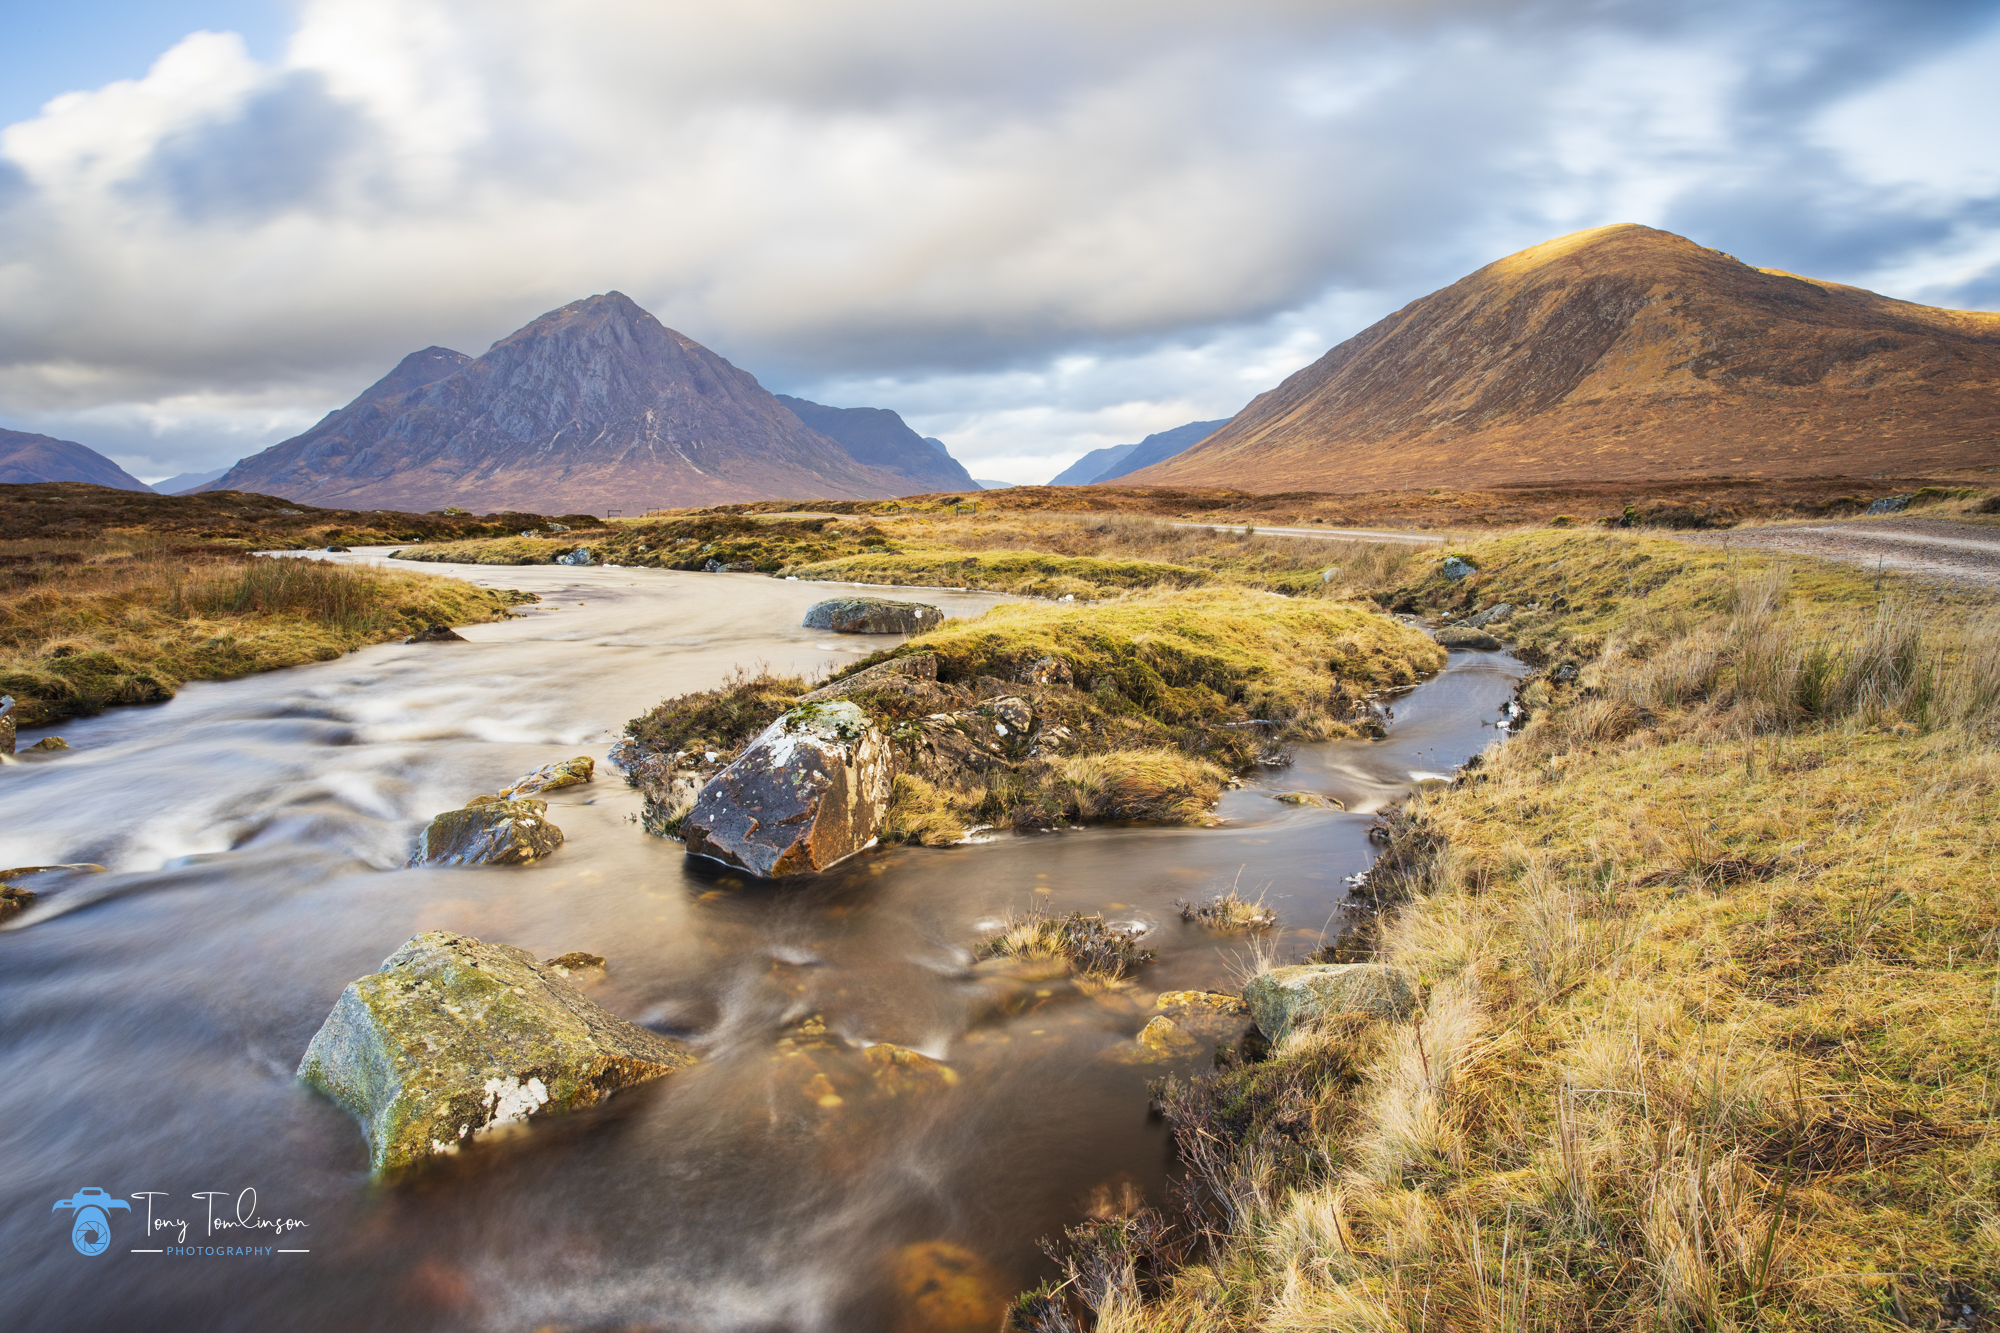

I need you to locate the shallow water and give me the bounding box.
[0,557,1523,1331]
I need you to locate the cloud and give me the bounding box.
[1,0,1996,481]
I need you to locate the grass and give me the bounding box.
[975,907,1156,989]
[1177,888,1279,932]
[622,587,1443,838]
[1036,529,2000,1332]
[393,534,602,564]
[0,537,523,725]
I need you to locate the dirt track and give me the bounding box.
[1684,517,2000,591]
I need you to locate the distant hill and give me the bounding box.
[1090,420,1229,483]
[774,395,977,492]
[1128,224,2000,492]
[201,294,914,512]
[1047,443,1138,487]
[0,428,150,491]
[151,466,230,495]
[974,479,1016,490]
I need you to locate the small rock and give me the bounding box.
[1105,1016,1201,1064]
[1274,791,1341,808]
[1436,626,1502,650]
[680,700,893,877]
[295,931,693,1178]
[1155,990,1251,1015]
[324,545,352,553]
[1552,663,1579,684]
[410,799,564,866]
[0,693,14,755]
[543,951,606,977]
[802,597,944,635]
[1440,555,1478,581]
[1244,963,1418,1039]
[1015,655,1073,687]
[0,883,32,923]
[405,624,466,644]
[502,755,595,797]
[1464,602,1514,628]
[26,736,70,752]
[1866,494,1911,515]
[798,653,939,703]
[555,546,594,566]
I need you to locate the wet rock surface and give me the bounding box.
[25,736,70,752]
[680,700,893,877]
[802,596,944,634]
[410,799,564,867]
[296,931,695,1179]
[501,755,594,797]
[1244,963,1418,1039]
[405,624,466,644]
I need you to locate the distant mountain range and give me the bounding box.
[150,466,229,495]
[198,294,978,512]
[1128,224,2000,492]
[1047,420,1229,486]
[0,428,150,491]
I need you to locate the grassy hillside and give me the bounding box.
[1,535,524,725]
[1039,532,1999,1332]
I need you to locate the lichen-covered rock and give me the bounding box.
[680,701,893,877]
[1015,654,1073,687]
[1274,791,1340,808]
[1464,602,1514,629]
[502,755,595,797]
[1436,626,1503,650]
[296,931,693,1178]
[802,597,944,634]
[1244,963,1418,1039]
[410,799,563,867]
[406,624,466,643]
[555,546,594,566]
[25,736,70,752]
[1440,555,1478,581]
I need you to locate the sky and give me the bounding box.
[2,0,1998,486]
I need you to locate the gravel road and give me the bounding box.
[1685,517,2000,590]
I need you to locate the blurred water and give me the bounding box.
[0,554,1523,1331]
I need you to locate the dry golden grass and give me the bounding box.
[1055,531,2000,1333]
[976,906,1155,989]
[0,537,521,724]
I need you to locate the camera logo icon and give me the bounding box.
[53,1188,130,1255]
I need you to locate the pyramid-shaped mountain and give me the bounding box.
[207,295,923,511]
[1127,225,2000,492]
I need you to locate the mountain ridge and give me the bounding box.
[1127,224,2000,492]
[0,428,151,491]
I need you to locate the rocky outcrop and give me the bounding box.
[1015,655,1073,687]
[296,931,694,1178]
[410,799,563,867]
[502,756,594,797]
[802,597,944,634]
[797,653,939,703]
[1244,963,1418,1039]
[680,701,894,877]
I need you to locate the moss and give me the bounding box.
[624,667,807,758]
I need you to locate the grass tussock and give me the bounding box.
[976,907,1155,988]
[0,539,520,724]
[1176,888,1278,932]
[1064,529,2000,1333]
[1057,749,1227,824]
[622,665,808,760]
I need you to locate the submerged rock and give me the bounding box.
[802,596,944,634]
[296,931,694,1178]
[1244,963,1418,1039]
[680,700,893,877]
[502,755,595,797]
[406,624,466,644]
[1274,791,1341,808]
[1436,626,1502,650]
[410,799,564,867]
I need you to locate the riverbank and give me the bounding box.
[0,535,525,726]
[1048,529,1999,1330]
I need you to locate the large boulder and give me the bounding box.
[802,597,944,634]
[1244,963,1418,1039]
[680,701,893,877]
[296,932,694,1178]
[410,799,563,866]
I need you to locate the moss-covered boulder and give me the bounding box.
[680,700,893,877]
[410,799,563,866]
[296,931,694,1179]
[802,596,944,634]
[1436,626,1503,650]
[1243,963,1418,1039]
[502,755,594,797]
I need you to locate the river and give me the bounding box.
[0,555,1524,1331]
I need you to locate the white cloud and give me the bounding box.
[1,0,1995,482]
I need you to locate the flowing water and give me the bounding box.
[0,556,1524,1332]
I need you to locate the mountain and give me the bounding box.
[1048,443,1137,486]
[202,295,915,512]
[774,395,977,492]
[1126,224,2000,492]
[151,466,231,495]
[0,428,150,490]
[975,479,1015,489]
[1090,420,1229,483]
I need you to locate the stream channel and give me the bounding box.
[0,554,1524,1332]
